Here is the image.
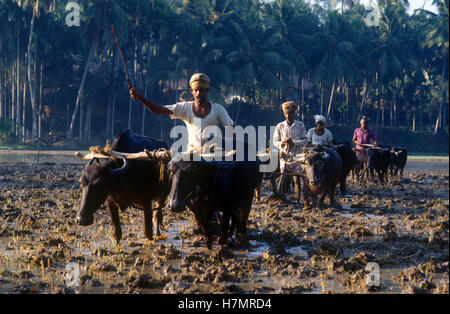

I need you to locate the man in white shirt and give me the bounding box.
[272,101,307,202]
[273,101,308,163]
[130,73,234,152]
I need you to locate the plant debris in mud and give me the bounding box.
[0,164,448,294]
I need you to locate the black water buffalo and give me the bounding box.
[76,129,170,242]
[334,141,357,195]
[302,146,343,210]
[366,145,391,183]
[389,147,407,177]
[167,156,259,249]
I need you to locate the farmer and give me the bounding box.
[129,73,234,152]
[272,101,307,200]
[352,116,378,176]
[273,101,308,158]
[353,116,377,152]
[307,114,333,146]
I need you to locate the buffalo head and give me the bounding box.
[303,151,329,194]
[76,157,129,226]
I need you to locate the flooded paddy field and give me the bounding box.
[0,152,448,294]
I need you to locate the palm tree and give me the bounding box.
[225,3,292,123]
[14,0,53,143]
[0,0,24,124]
[310,10,362,121]
[364,0,415,128]
[419,0,449,133]
[67,0,127,140]
[263,0,320,110]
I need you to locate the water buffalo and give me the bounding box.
[389,147,407,177]
[366,145,391,183]
[167,156,259,249]
[334,141,357,195]
[302,146,343,210]
[76,130,170,243]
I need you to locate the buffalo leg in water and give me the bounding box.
[107,201,122,243]
[143,207,154,240]
[153,198,164,237]
[317,191,326,210]
[293,175,301,203]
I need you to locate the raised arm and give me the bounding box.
[130,87,173,115]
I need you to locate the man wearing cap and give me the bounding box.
[130,73,234,151]
[273,101,308,155]
[307,115,333,145]
[272,101,307,201]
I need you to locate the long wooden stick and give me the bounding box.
[111,24,132,89]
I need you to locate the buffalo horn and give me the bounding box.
[109,156,130,175]
[75,152,111,160]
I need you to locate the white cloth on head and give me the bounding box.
[307,127,333,145]
[314,114,326,124]
[165,101,234,151]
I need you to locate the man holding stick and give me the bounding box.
[129,73,234,152]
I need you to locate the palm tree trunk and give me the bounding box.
[66,97,70,134]
[106,96,111,141]
[434,51,448,134]
[16,74,20,139]
[128,95,133,129]
[16,31,20,137]
[301,77,304,111]
[86,103,92,142]
[376,83,382,132]
[0,71,3,119]
[390,95,393,127]
[27,11,37,144]
[319,82,323,114]
[38,62,43,139]
[79,94,83,140]
[67,33,98,139]
[141,82,147,135]
[419,102,422,131]
[326,80,335,120]
[12,64,15,134]
[358,79,368,122]
[345,81,349,125]
[22,76,27,143]
[233,83,247,124]
[111,95,116,139]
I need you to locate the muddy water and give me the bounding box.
[0,158,448,294]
